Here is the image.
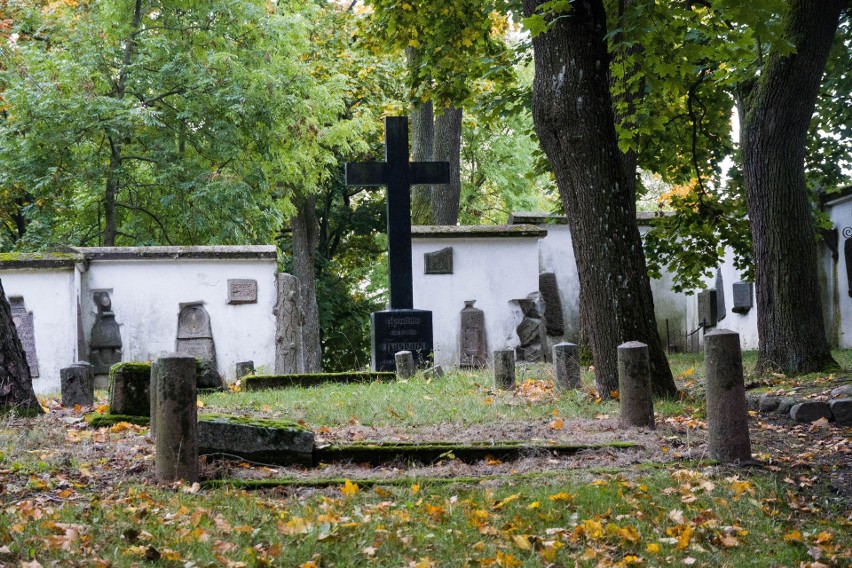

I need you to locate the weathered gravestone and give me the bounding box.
[60,362,93,408]
[552,342,580,391]
[9,296,39,377]
[704,329,751,463]
[460,300,487,368]
[175,303,223,389]
[346,116,449,371]
[274,274,303,374]
[153,354,198,483]
[617,341,654,429]
[89,291,122,388]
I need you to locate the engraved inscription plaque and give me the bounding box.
[371,309,433,371]
[227,279,258,304]
[9,297,39,377]
[732,282,753,314]
[424,247,453,275]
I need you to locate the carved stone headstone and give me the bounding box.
[372,310,433,371]
[424,247,453,275]
[460,300,487,368]
[512,294,545,363]
[176,303,216,360]
[732,282,753,314]
[697,289,718,328]
[60,362,93,408]
[714,269,726,322]
[538,272,564,336]
[227,279,257,304]
[89,291,122,381]
[9,297,39,377]
[274,274,304,374]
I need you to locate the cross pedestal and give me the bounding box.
[346,116,450,371]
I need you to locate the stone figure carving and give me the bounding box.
[513,294,546,363]
[275,274,304,374]
[9,296,39,377]
[89,291,122,376]
[460,300,487,368]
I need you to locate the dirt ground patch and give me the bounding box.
[2,402,848,515]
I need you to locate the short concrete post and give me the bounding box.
[493,349,516,390]
[395,351,415,379]
[154,354,198,483]
[60,362,94,408]
[552,342,580,391]
[235,360,255,379]
[704,329,752,463]
[617,341,655,428]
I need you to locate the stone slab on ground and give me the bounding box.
[829,399,852,425]
[790,401,832,423]
[197,414,314,466]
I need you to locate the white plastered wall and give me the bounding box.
[412,235,542,368]
[1,265,80,394]
[80,257,277,381]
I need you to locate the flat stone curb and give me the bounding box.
[198,414,314,466]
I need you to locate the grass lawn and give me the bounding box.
[0,352,849,566]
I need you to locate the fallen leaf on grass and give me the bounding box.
[340,479,360,497]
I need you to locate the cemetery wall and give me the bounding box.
[823,193,852,347]
[412,226,545,368]
[1,247,278,394]
[0,258,81,394]
[79,247,277,382]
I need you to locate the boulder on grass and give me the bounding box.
[790,401,832,423]
[198,414,314,466]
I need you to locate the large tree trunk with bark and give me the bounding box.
[739,0,844,374]
[431,105,463,225]
[407,48,435,226]
[524,0,676,397]
[291,195,322,372]
[0,279,43,415]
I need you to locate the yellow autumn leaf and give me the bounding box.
[783,530,803,542]
[549,492,576,502]
[340,479,359,497]
[676,525,693,549]
[493,493,521,509]
[196,399,204,408]
[815,531,834,544]
[549,417,564,429]
[512,534,533,551]
[95,404,109,413]
[527,501,541,510]
[110,421,132,433]
[646,543,661,554]
[411,483,420,495]
[579,519,604,540]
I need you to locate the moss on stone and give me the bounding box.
[198,412,310,432]
[86,413,150,428]
[244,371,396,391]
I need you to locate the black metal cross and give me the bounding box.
[345,116,450,310]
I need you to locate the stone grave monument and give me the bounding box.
[89,291,122,388]
[9,296,39,377]
[346,116,449,371]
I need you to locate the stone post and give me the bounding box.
[275,273,303,374]
[60,362,94,408]
[235,360,255,379]
[493,349,516,390]
[154,354,198,483]
[617,341,655,428]
[395,351,415,379]
[149,359,158,439]
[704,329,752,463]
[552,342,580,391]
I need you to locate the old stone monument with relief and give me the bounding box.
[9,296,39,378]
[89,291,122,386]
[346,116,450,371]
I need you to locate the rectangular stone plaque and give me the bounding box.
[9,297,39,377]
[424,247,453,275]
[697,289,718,328]
[227,279,257,304]
[732,282,753,314]
[371,309,433,371]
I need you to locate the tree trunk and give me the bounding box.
[291,194,322,372]
[407,48,434,225]
[0,279,43,415]
[524,0,676,397]
[431,105,463,225]
[739,0,843,374]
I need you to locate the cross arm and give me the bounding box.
[409,162,450,185]
[345,162,387,186]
